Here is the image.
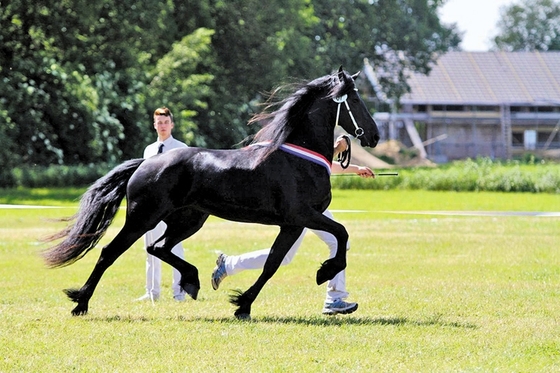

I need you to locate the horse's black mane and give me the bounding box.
[249,70,355,162]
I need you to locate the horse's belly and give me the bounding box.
[190,181,331,225]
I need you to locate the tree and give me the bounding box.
[0,0,167,166]
[193,0,320,148]
[1,0,462,177]
[147,28,216,146]
[1,1,100,166]
[494,0,560,51]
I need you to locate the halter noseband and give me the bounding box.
[333,89,365,138]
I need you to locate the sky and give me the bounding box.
[439,0,518,51]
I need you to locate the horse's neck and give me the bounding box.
[281,92,338,159]
[285,120,335,160]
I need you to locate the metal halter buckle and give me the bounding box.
[332,94,348,103]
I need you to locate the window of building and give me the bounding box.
[524,130,537,150]
[512,132,524,145]
[446,105,464,111]
[473,105,498,112]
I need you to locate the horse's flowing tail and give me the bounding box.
[42,158,145,268]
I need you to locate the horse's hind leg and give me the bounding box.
[147,209,209,300]
[230,226,304,320]
[66,223,144,316]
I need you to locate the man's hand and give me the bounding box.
[355,166,375,178]
[333,135,349,155]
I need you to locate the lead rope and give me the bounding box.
[337,135,351,169]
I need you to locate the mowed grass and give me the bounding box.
[0,190,559,372]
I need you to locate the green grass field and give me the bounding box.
[1,190,559,372]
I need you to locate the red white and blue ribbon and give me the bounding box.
[250,142,332,175]
[279,143,331,175]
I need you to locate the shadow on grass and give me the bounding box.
[87,313,477,329]
[203,315,478,329]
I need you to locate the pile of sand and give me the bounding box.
[542,149,560,159]
[334,127,435,168]
[370,140,435,167]
[345,138,393,169]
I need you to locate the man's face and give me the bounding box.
[153,114,174,140]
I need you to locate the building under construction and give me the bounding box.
[365,51,560,162]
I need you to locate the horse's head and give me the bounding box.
[250,67,380,165]
[330,66,380,148]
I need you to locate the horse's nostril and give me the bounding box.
[371,134,380,148]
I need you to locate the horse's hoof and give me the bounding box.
[316,267,330,285]
[235,313,251,321]
[184,284,199,300]
[317,260,345,285]
[71,306,88,316]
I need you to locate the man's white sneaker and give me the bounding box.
[322,299,358,315]
[211,253,228,290]
[135,293,159,302]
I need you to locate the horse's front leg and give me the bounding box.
[315,223,348,285]
[230,226,304,320]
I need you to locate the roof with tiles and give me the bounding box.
[401,51,560,106]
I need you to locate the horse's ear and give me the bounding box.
[338,66,344,82]
[352,71,361,80]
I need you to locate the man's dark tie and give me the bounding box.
[157,143,164,154]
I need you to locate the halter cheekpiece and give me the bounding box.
[333,89,365,139]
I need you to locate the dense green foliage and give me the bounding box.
[0,0,461,186]
[10,163,114,188]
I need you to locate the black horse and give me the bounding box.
[43,67,380,319]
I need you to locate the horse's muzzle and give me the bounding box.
[360,133,380,148]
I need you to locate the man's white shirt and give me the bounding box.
[143,136,188,159]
